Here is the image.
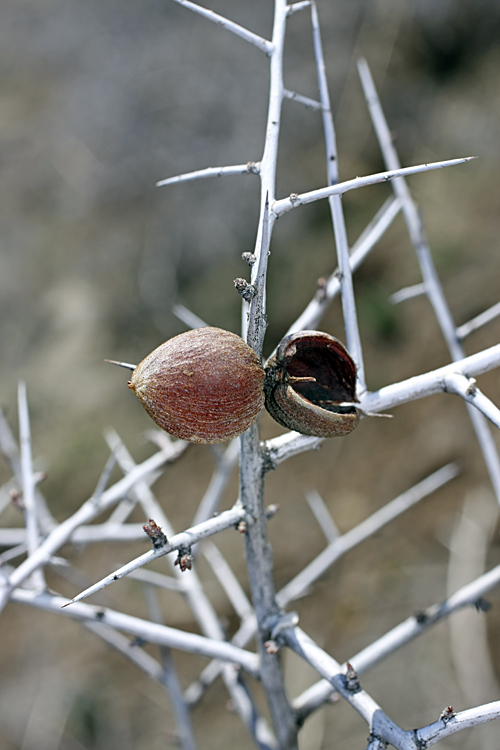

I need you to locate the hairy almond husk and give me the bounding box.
[128,327,265,443]
[263,331,359,438]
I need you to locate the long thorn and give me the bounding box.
[105,359,137,371]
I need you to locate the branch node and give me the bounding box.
[465,377,477,396]
[246,161,260,175]
[130,635,148,648]
[261,444,277,473]
[414,610,429,624]
[475,597,491,612]
[270,611,299,641]
[237,504,279,533]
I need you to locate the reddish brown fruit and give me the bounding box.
[128,327,265,443]
[263,330,359,438]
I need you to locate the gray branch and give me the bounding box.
[311,1,365,391]
[294,561,500,718]
[0,442,186,613]
[357,57,500,506]
[11,588,260,674]
[170,0,273,55]
[157,162,260,188]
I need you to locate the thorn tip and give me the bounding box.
[105,359,137,371]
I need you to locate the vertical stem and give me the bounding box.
[18,382,45,590]
[107,431,277,749]
[247,194,273,355]
[240,425,298,750]
[240,2,298,747]
[144,584,198,750]
[358,58,500,506]
[311,2,366,392]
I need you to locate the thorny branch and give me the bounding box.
[357,57,500,506]
[294,561,500,719]
[0,440,187,613]
[62,505,248,606]
[11,588,261,674]
[238,3,299,747]
[270,157,475,217]
[311,0,365,392]
[1,2,500,749]
[179,464,458,703]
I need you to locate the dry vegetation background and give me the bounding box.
[1,0,500,748]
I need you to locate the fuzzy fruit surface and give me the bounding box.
[129,327,265,443]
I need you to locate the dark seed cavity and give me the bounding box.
[281,335,357,414]
[264,331,359,438]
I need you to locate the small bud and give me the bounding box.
[264,640,280,654]
[234,278,256,302]
[130,636,148,648]
[465,378,477,396]
[241,252,256,266]
[245,162,260,175]
[237,520,247,534]
[440,706,455,723]
[10,489,24,511]
[316,277,327,301]
[414,610,429,624]
[345,662,360,692]
[175,548,193,572]
[143,518,168,548]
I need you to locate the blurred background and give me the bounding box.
[1,0,500,748]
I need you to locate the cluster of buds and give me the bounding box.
[175,548,193,572]
[233,277,256,302]
[142,518,168,548]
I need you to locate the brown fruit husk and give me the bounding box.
[129,327,265,443]
[264,331,359,438]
